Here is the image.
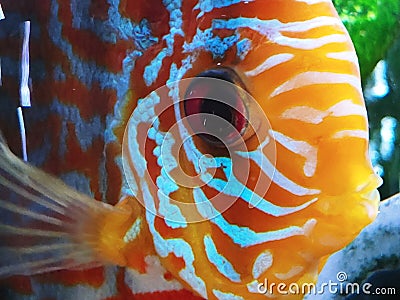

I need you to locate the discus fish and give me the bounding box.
[0,0,381,299]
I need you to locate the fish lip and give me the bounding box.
[361,188,380,202]
[356,174,383,194]
[360,188,381,220]
[354,174,382,214]
[355,174,382,221]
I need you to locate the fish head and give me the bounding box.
[122,0,382,298]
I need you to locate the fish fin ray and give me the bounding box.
[0,133,131,277]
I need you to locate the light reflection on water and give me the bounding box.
[380,116,397,161]
[365,38,400,199]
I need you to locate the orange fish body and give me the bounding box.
[0,0,381,299]
[119,0,381,298]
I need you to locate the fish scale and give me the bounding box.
[0,0,381,299]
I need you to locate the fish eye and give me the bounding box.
[184,67,249,147]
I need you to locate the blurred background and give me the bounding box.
[333,0,400,200]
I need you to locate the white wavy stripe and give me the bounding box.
[281,99,366,124]
[332,130,368,140]
[269,129,317,177]
[142,182,207,298]
[214,16,347,49]
[277,16,342,33]
[270,71,362,98]
[274,33,347,50]
[282,106,328,124]
[326,51,359,65]
[245,53,294,77]
[236,144,320,196]
[194,188,317,248]
[143,0,183,86]
[252,251,273,279]
[126,92,160,177]
[204,235,241,283]
[202,160,319,216]
[149,120,187,228]
[329,99,367,117]
[214,16,342,35]
[157,189,187,228]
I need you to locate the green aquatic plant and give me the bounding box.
[333,0,400,81]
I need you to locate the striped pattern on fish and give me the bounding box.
[121,0,380,299]
[0,0,381,300]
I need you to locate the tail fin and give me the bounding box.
[0,133,132,277]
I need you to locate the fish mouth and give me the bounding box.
[357,174,383,219]
[361,188,380,203]
[357,173,383,194]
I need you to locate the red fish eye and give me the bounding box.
[184,68,248,147]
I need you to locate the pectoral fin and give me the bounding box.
[0,133,134,277]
